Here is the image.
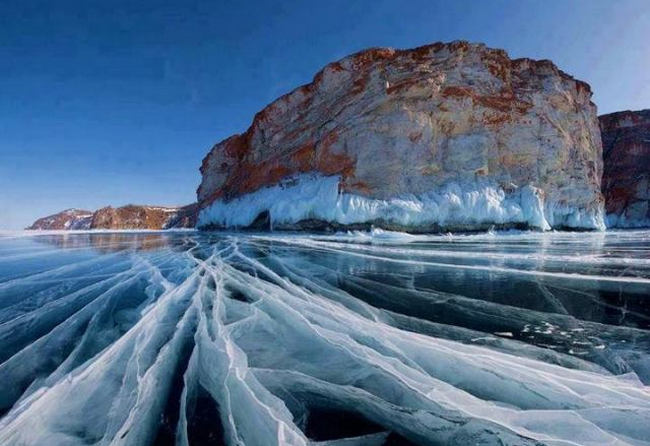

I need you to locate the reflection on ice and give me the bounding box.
[0,230,649,445]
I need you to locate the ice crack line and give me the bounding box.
[0,234,649,445]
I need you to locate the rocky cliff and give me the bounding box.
[89,204,196,230]
[197,41,604,232]
[600,109,650,228]
[27,204,197,230]
[27,209,94,230]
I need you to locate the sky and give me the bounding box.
[1,0,649,229]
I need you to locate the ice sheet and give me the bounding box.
[0,230,648,445]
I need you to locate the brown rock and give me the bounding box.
[90,205,196,230]
[27,204,197,231]
[600,109,650,227]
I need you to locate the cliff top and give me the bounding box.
[202,40,594,165]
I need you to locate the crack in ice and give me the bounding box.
[0,231,649,445]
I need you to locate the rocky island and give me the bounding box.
[197,41,605,232]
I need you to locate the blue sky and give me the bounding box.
[1,0,649,229]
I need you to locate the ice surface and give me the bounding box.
[197,174,606,231]
[0,230,649,445]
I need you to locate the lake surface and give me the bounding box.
[0,230,649,445]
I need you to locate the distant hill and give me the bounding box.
[27,204,197,230]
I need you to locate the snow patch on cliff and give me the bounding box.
[198,174,605,231]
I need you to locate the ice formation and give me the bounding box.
[606,214,650,229]
[0,230,648,445]
[197,174,605,232]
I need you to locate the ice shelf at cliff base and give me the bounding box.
[198,174,605,231]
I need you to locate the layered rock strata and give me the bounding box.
[194,41,605,231]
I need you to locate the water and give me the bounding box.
[0,229,649,445]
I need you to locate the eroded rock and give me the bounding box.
[197,41,604,232]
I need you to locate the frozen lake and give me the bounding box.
[0,229,649,445]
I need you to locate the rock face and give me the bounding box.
[600,109,650,228]
[27,204,197,230]
[164,203,199,229]
[197,41,604,232]
[27,209,93,230]
[89,205,196,230]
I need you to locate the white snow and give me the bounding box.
[198,174,605,231]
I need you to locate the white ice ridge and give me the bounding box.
[197,174,606,231]
[1,233,649,445]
